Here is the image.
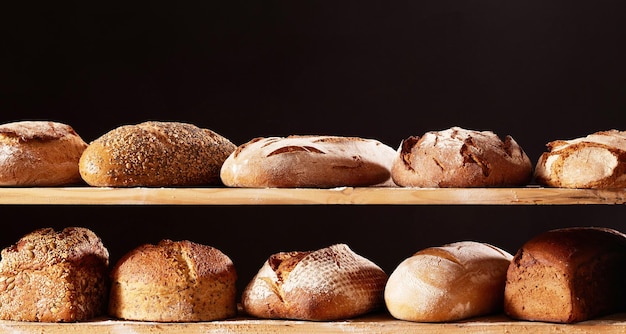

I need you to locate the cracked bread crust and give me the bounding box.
[241,244,388,321]
[108,240,237,322]
[220,135,397,188]
[0,121,88,186]
[534,129,626,188]
[391,127,532,187]
[79,121,236,187]
[504,227,626,323]
[0,227,110,322]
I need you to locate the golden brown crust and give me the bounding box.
[384,241,513,322]
[534,129,626,188]
[391,127,532,187]
[220,135,397,188]
[504,227,626,323]
[108,239,237,322]
[79,121,236,187]
[0,121,88,186]
[241,244,388,321]
[0,227,110,322]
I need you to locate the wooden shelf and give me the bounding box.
[2,312,626,334]
[0,186,623,205]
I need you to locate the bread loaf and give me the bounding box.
[79,121,236,187]
[391,127,532,187]
[534,130,626,188]
[241,243,388,321]
[0,227,109,322]
[384,241,513,322]
[0,120,88,186]
[504,227,626,323]
[108,239,237,322]
[220,135,397,188]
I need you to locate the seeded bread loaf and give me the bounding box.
[241,243,388,321]
[504,227,626,323]
[0,227,110,322]
[0,121,88,186]
[392,127,532,187]
[79,121,236,187]
[108,239,237,322]
[534,129,626,188]
[384,241,513,322]
[220,135,397,188]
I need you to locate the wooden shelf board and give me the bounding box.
[2,313,626,334]
[0,186,624,205]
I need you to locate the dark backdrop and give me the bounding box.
[2,2,626,294]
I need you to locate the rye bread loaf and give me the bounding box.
[534,130,626,188]
[391,127,532,187]
[220,135,397,188]
[384,241,513,322]
[0,227,109,322]
[504,227,626,323]
[79,121,236,187]
[108,239,237,322]
[241,243,388,321]
[0,121,88,186]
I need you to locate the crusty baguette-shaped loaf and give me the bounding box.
[109,240,237,322]
[534,130,626,188]
[79,121,236,187]
[504,227,626,323]
[384,241,513,322]
[392,127,532,187]
[0,121,88,186]
[220,135,397,188]
[241,244,388,321]
[0,227,109,322]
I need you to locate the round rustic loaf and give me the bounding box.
[384,241,513,322]
[108,239,237,322]
[79,121,236,187]
[391,127,532,187]
[241,243,388,321]
[220,135,397,188]
[534,129,626,188]
[0,227,110,322]
[0,120,88,186]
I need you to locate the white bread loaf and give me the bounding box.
[108,239,237,322]
[79,121,236,187]
[0,227,109,322]
[534,129,626,188]
[220,135,397,188]
[241,243,388,321]
[0,121,88,186]
[392,127,532,187]
[384,241,513,322]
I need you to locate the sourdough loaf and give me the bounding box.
[0,227,109,322]
[534,130,626,188]
[220,135,397,188]
[391,127,532,187]
[108,239,237,322]
[0,121,88,186]
[241,243,388,321]
[504,227,626,323]
[384,241,513,322]
[79,121,236,187]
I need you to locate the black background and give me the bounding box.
[2,2,626,295]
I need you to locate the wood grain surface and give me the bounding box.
[0,186,623,205]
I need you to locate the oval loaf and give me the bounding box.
[384,241,513,322]
[79,121,236,187]
[220,135,397,188]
